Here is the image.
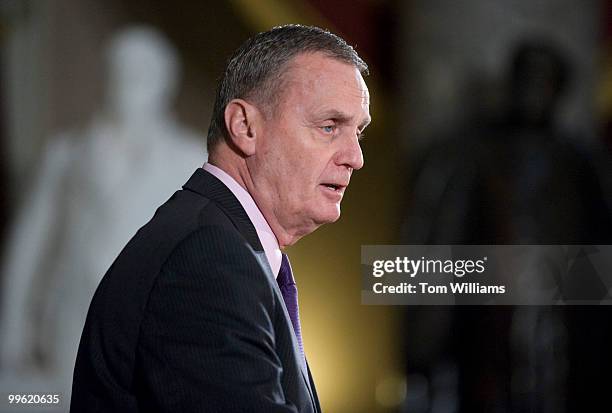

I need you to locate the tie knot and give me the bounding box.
[277,253,295,287]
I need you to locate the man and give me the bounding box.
[71,24,370,412]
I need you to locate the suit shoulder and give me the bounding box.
[124,188,233,261]
[84,188,239,324]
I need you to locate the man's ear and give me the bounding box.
[224,99,262,156]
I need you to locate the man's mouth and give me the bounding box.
[323,184,340,191]
[320,183,347,193]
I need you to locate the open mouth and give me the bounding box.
[323,184,340,191]
[321,183,346,193]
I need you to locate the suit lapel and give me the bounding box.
[254,250,317,409]
[183,168,318,408]
[307,362,322,413]
[182,168,262,251]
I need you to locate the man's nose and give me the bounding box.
[337,132,364,171]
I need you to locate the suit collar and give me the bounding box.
[202,163,282,277]
[183,168,263,252]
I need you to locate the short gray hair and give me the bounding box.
[206,24,368,152]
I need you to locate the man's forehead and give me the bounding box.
[360,81,371,104]
[282,53,369,100]
[285,53,365,84]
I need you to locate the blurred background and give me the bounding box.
[0,1,611,412]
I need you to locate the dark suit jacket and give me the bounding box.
[71,168,321,413]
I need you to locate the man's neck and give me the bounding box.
[208,148,303,248]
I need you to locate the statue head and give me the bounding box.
[105,26,180,121]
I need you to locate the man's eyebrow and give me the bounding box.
[317,110,371,129]
[316,109,352,122]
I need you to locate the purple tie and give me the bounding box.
[277,253,306,366]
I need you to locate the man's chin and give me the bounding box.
[315,206,341,225]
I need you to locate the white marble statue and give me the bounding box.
[0,25,206,407]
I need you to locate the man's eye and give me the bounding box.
[321,125,335,133]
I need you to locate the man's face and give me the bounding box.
[247,52,371,243]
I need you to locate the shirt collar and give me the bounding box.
[203,163,282,277]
